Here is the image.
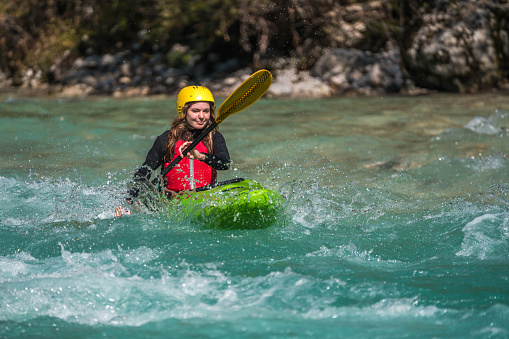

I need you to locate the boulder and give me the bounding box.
[401,1,509,93]
[267,69,331,98]
[312,47,403,95]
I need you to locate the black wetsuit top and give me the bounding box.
[129,130,230,199]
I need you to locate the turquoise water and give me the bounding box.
[1,93,508,338]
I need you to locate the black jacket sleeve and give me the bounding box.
[133,130,169,181]
[202,131,231,170]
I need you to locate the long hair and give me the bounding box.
[164,102,217,163]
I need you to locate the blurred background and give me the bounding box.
[1,0,508,98]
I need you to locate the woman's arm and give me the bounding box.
[203,131,230,170]
[117,131,168,216]
[134,131,169,179]
[127,131,169,200]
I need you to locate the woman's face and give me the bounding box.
[185,102,211,129]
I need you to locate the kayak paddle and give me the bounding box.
[160,69,272,177]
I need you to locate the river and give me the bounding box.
[1,92,508,338]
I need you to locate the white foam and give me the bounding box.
[0,252,36,280]
[306,243,402,266]
[469,155,507,172]
[464,116,500,135]
[456,213,509,259]
[303,297,442,320]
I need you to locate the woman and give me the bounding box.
[115,85,230,217]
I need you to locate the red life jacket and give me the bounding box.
[163,140,217,192]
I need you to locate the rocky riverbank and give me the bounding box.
[0,44,435,99]
[1,0,508,99]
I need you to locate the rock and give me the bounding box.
[401,1,508,93]
[82,75,98,87]
[213,59,240,76]
[120,62,131,77]
[223,77,238,86]
[329,73,347,87]
[312,49,365,79]
[368,63,383,87]
[60,84,94,97]
[267,69,331,98]
[101,54,116,67]
[83,55,101,69]
[164,76,177,87]
[312,46,403,95]
[72,58,85,69]
[118,76,131,85]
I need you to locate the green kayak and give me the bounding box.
[161,178,284,229]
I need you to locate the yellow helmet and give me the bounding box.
[176,86,214,118]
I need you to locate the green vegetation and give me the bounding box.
[0,0,402,83]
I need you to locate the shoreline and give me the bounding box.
[2,1,508,102]
[0,46,438,100]
[1,84,508,102]
[2,34,509,101]
[1,44,508,102]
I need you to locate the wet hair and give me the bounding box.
[164,101,216,163]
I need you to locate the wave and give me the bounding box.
[464,110,508,135]
[456,212,509,259]
[0,175,129,229]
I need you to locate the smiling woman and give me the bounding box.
[114,85,231,217]
[185,102,211,130]
[177,102,212,162]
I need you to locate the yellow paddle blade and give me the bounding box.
[216,69,272,123]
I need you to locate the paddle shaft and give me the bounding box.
[160,120,218,178]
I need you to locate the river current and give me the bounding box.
[1,93,508,338]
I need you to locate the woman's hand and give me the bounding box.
[114,206,131,218]
[179,141,205,161]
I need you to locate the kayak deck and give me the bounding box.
[164,179,284,229]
